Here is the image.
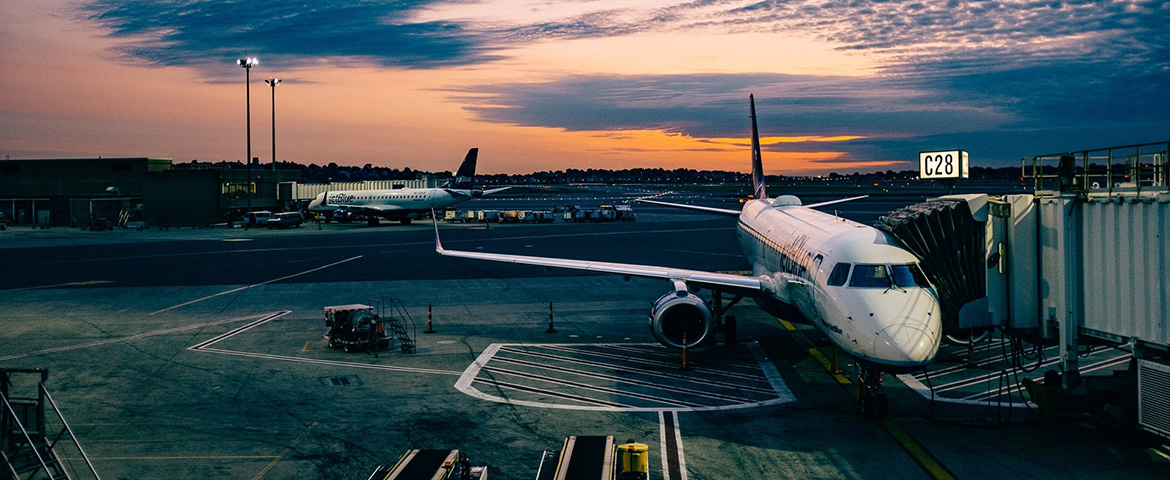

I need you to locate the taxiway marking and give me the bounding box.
[659,411,687,480]
[5,280,115,292]
[899,342,1133,407]
[186,312,462,377]
[456,342,794,412]
[252,422,318,480]
[0,313,274,362]
[150,255,363,315]
[778,318,954,480]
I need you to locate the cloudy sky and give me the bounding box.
[2,0,1167,175]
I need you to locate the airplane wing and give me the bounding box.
[638,195,868,213]
[482,187,511,195]
[805,195,869,209]
[636,199,741,217]
[433,220,772,296]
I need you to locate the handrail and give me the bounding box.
[1022,140,1170,195]
[40,384,100,480]
[2,449,24,479]
[1,392,54,479]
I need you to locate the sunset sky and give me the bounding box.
[2,1,1167,175]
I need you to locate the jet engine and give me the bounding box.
[649,290,714,349]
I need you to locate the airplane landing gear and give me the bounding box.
[856,366,889,419]
[711,292,742,345]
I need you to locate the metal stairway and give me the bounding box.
[373,298,416,354]
[2,369,100,480]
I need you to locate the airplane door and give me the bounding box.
[427,189,436,207]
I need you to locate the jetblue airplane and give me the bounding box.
[434,96,941,417]
[307,148,507,225]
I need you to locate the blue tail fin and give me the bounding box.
[443,148,479,189]
[750,95,766,200]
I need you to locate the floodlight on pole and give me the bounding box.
[238,56,258,212]
[265,77,281,171]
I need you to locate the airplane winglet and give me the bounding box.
[431,210,445,253]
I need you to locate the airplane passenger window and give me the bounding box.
[849,264,890,288]
[828,262,851,286]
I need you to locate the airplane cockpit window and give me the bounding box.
[849,264,890,288]
[848,264,928,289]
[890,264,928,288]
[827,262,851,286]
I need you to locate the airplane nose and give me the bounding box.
[873,323,939,366]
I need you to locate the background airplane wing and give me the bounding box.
[434,223,770,296]
[804,195,869,208]
[635,198,741,216]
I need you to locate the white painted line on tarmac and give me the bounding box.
[498,346,764,389]
[0,313,275,362]
[185,310,462,376]
[748,342,797,404]
[490,354,763,403]
[525,344,769,382]
[900,370,1031,408]
[482,364,708,408]
[5,280,116,292]
[188,311,290,350]
[150,255,363,315]
[194,347,462,376]
[959,355,1132,403]
[454,343,796,412]
[899,348,1132,408]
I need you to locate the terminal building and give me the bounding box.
[0,157,432,227]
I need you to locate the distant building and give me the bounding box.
[0,157,298,226]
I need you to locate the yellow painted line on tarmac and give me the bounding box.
[880,420,957,480]
[778,319,849,384]
[777,318,953,480]
[301,341,311,352]
[806,348,852,385]
[252,421,318,480]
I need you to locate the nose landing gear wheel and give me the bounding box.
[857,366,889,419]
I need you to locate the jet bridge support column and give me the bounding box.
[1039,195,1083,391]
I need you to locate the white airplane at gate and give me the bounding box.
[434,96,941,417]
[307,148,507,225]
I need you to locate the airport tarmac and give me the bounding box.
[1,202,1168,479]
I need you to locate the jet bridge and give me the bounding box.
[367,449,486,480]
[879,141,1170,440]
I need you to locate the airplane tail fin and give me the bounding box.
[443,148,479,190]
[750,94,766,200]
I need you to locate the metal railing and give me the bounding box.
[1,369,100,480]
[40,385,100,479]
[1023,141,1170,196]
[1,392,53,479]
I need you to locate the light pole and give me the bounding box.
[237,56,258,213]
[265,77,281,171]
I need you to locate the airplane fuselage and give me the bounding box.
[307,188,479,219]
[736,196,941,373]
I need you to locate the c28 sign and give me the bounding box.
[919,150,968,179]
